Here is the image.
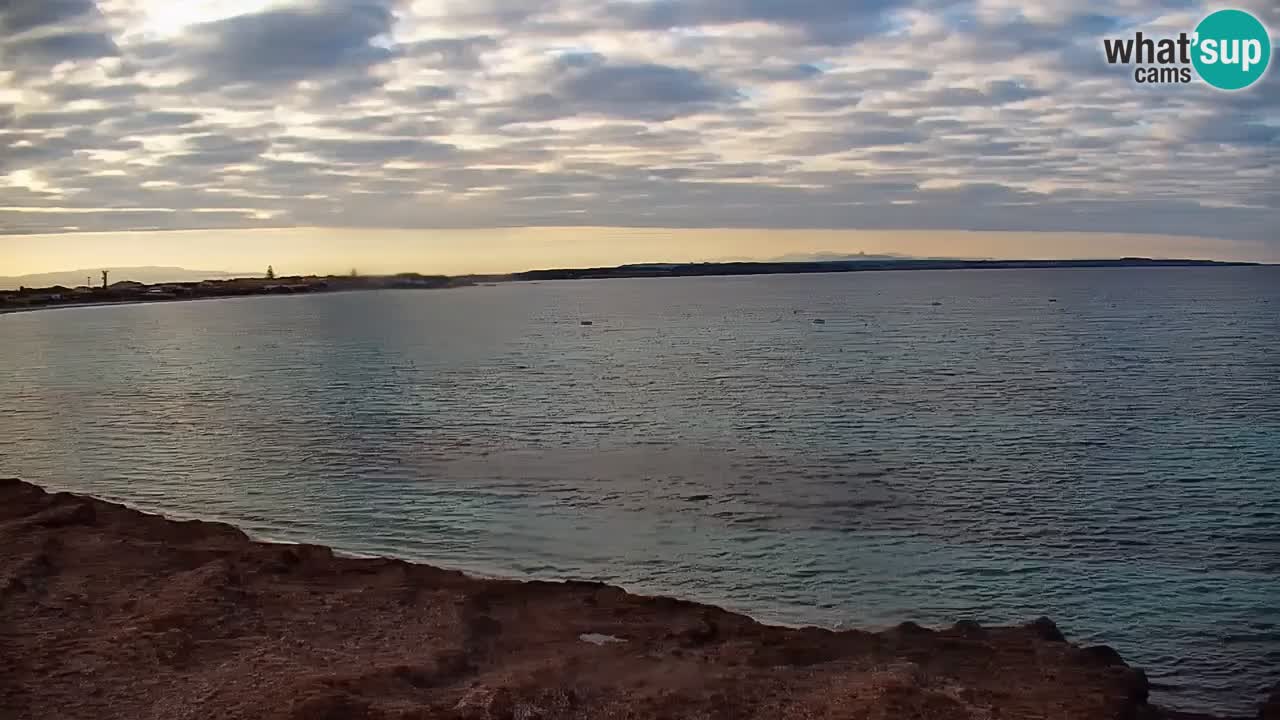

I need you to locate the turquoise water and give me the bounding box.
[1,267,1277,714]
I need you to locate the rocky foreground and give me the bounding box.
[0,479,1268,720]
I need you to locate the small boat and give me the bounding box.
[580,320,593,326]
[812,318,826,325]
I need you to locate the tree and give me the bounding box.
[349,268,359,278]
[266,265,275,280]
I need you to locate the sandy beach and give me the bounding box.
[0,478,1267,720]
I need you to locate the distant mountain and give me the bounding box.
[768,252,996,262]
[0,267,252,290]
[711,252,988,263]
[768,252,917,262]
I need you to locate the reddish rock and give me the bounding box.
[1027,616,1067,642]
[0,479,1242,720]
[1260,685,1280,720]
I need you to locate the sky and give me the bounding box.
[1,0,1278,275]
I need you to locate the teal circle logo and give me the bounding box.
[1192,9,1271,90]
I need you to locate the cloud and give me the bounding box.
[0,0,97,34]
[4,31,116,61]
[782,128,927,155]
[603,0,909,44]
[176,1,396,89]
[747,63,825,83]
[901,80,1045,108]
[554,57,736,111]
[299,137,457,164]
[402,36,499,70]
[0,0,1274,250]
[490,54,739,124]
[170,135,271,166]
[0,0,117,68]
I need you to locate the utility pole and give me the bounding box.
[101,270,109,288]
[86,276,91,288]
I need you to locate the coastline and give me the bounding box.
[3,260,1269,316]
[1,478,1266,720]
[0,289,374,316]
[0,284,458,316]
[0,296,231,316]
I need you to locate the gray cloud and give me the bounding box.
[178,1,396,88]
[0,0,97,34]
[110,111,203,132]
[557,58,734,108]
[783,128,926,155]
[402,36,499,70]
[0,0,117,69]
[392,85,459,103]
[747,63,825,83]
[4,31,115,61]
[170,135,271,166]
[300,137,457,164]
[603,0,909,44]
[490,54,739,124]
[13,108,116,129]
[1181,119,1279,145]
[898,81,1045,109]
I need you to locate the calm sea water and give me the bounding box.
[2,268,1277,714]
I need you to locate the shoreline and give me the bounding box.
[1,478,1269,720]
[0,288,384,316]
[4,260,1270,316]
[0,296,233,316]
[0,286,440,316]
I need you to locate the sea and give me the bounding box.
[1,267,1277,715]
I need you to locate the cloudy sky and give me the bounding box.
[2,0,1277,275]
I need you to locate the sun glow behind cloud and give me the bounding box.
[106,0,284,38]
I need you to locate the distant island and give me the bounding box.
[500,257,1259,282]
[0,258,1261,314]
